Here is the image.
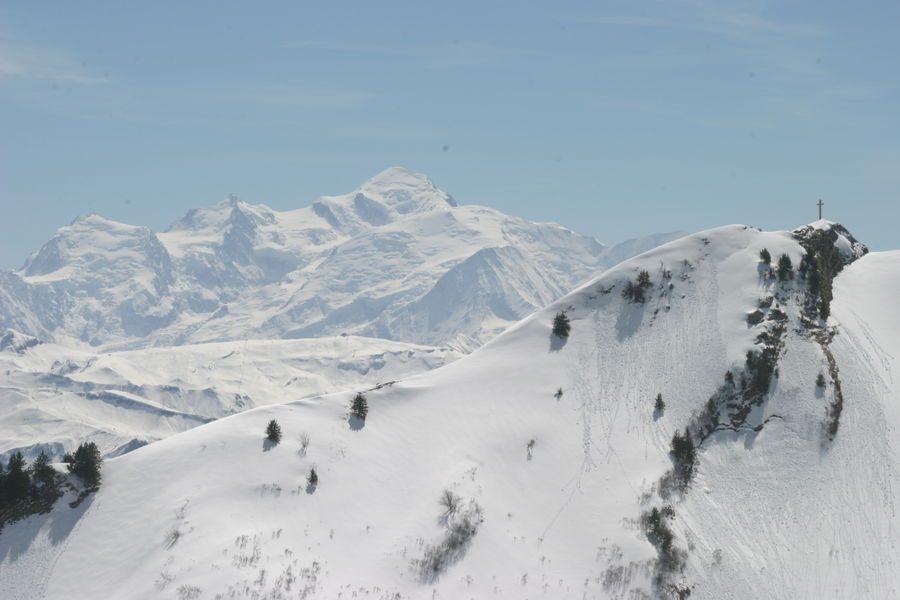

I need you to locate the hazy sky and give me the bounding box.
[1,1,898,268]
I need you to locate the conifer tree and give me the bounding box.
[3,451,31,504]
[265,419,282,444]
[2,451,31,506]
[31,451,56,489]
[552,312,571,338]
[636,269,651,288]
[623,270,652,303]
[759,248,771,265]
[65,442,102,490]
[351,392,368,421]
[654,393,665,413]
[307,467,318,487]
[670,428,696,485]
[777,253,794,281]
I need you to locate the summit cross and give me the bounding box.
[817,199,824,220]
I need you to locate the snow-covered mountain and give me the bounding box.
[0,167,680,352]
[3,221,896,599]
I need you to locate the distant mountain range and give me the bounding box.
[0,167,681,352]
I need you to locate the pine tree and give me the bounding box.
[351,392,368,421]
[265,419,282,444]
[623,270,652,303]
[4,451,31,504]
[65,442,102,490]
[307,467,318,487]
[636,269,651,289]
[670,428,696,485]
[816,373,827,388]
[552,312,571,338]
[777,253,794,281]
[31,452,56,488]
[654,393,665,412]
[759,248,771,265]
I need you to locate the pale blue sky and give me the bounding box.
[1,1,898,268]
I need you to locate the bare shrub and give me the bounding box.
[416,500,483,583]
[439,489,460,515]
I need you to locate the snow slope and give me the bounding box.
[2,223,895,599]
[0,334,459,462]
[0,168,681,352]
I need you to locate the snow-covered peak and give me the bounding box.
[358,166,458,210]
[20,213,170,280]
[793,220,868,265]
[167,196,274,233]
[306,167,457,234]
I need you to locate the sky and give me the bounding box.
[1,0,898,268]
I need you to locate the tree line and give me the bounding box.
[1,442,102,529]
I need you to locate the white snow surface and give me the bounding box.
[0,335,459,462]
[1,167,681,352]
[2,223,897,599]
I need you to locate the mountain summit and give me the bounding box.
[356,166,458,210]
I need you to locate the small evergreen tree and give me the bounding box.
[636,269,651,288]
[65,442,102,490]
[776,253,793,281]
[307,467,318,487]
[654,393,665,412]
[2,452,30,505]
[816,373,827,388]
[670,428,696,485]
[350,392,368,421]
[622,270,652,303]
[759,248,771,265]
[265,419,282,444]
[643,506,675,556]
[31,452,56,488]
[552,312,571,338]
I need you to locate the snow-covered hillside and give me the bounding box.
[0,333,459,463]
[0,167,680,352]
[2,222,895,599]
